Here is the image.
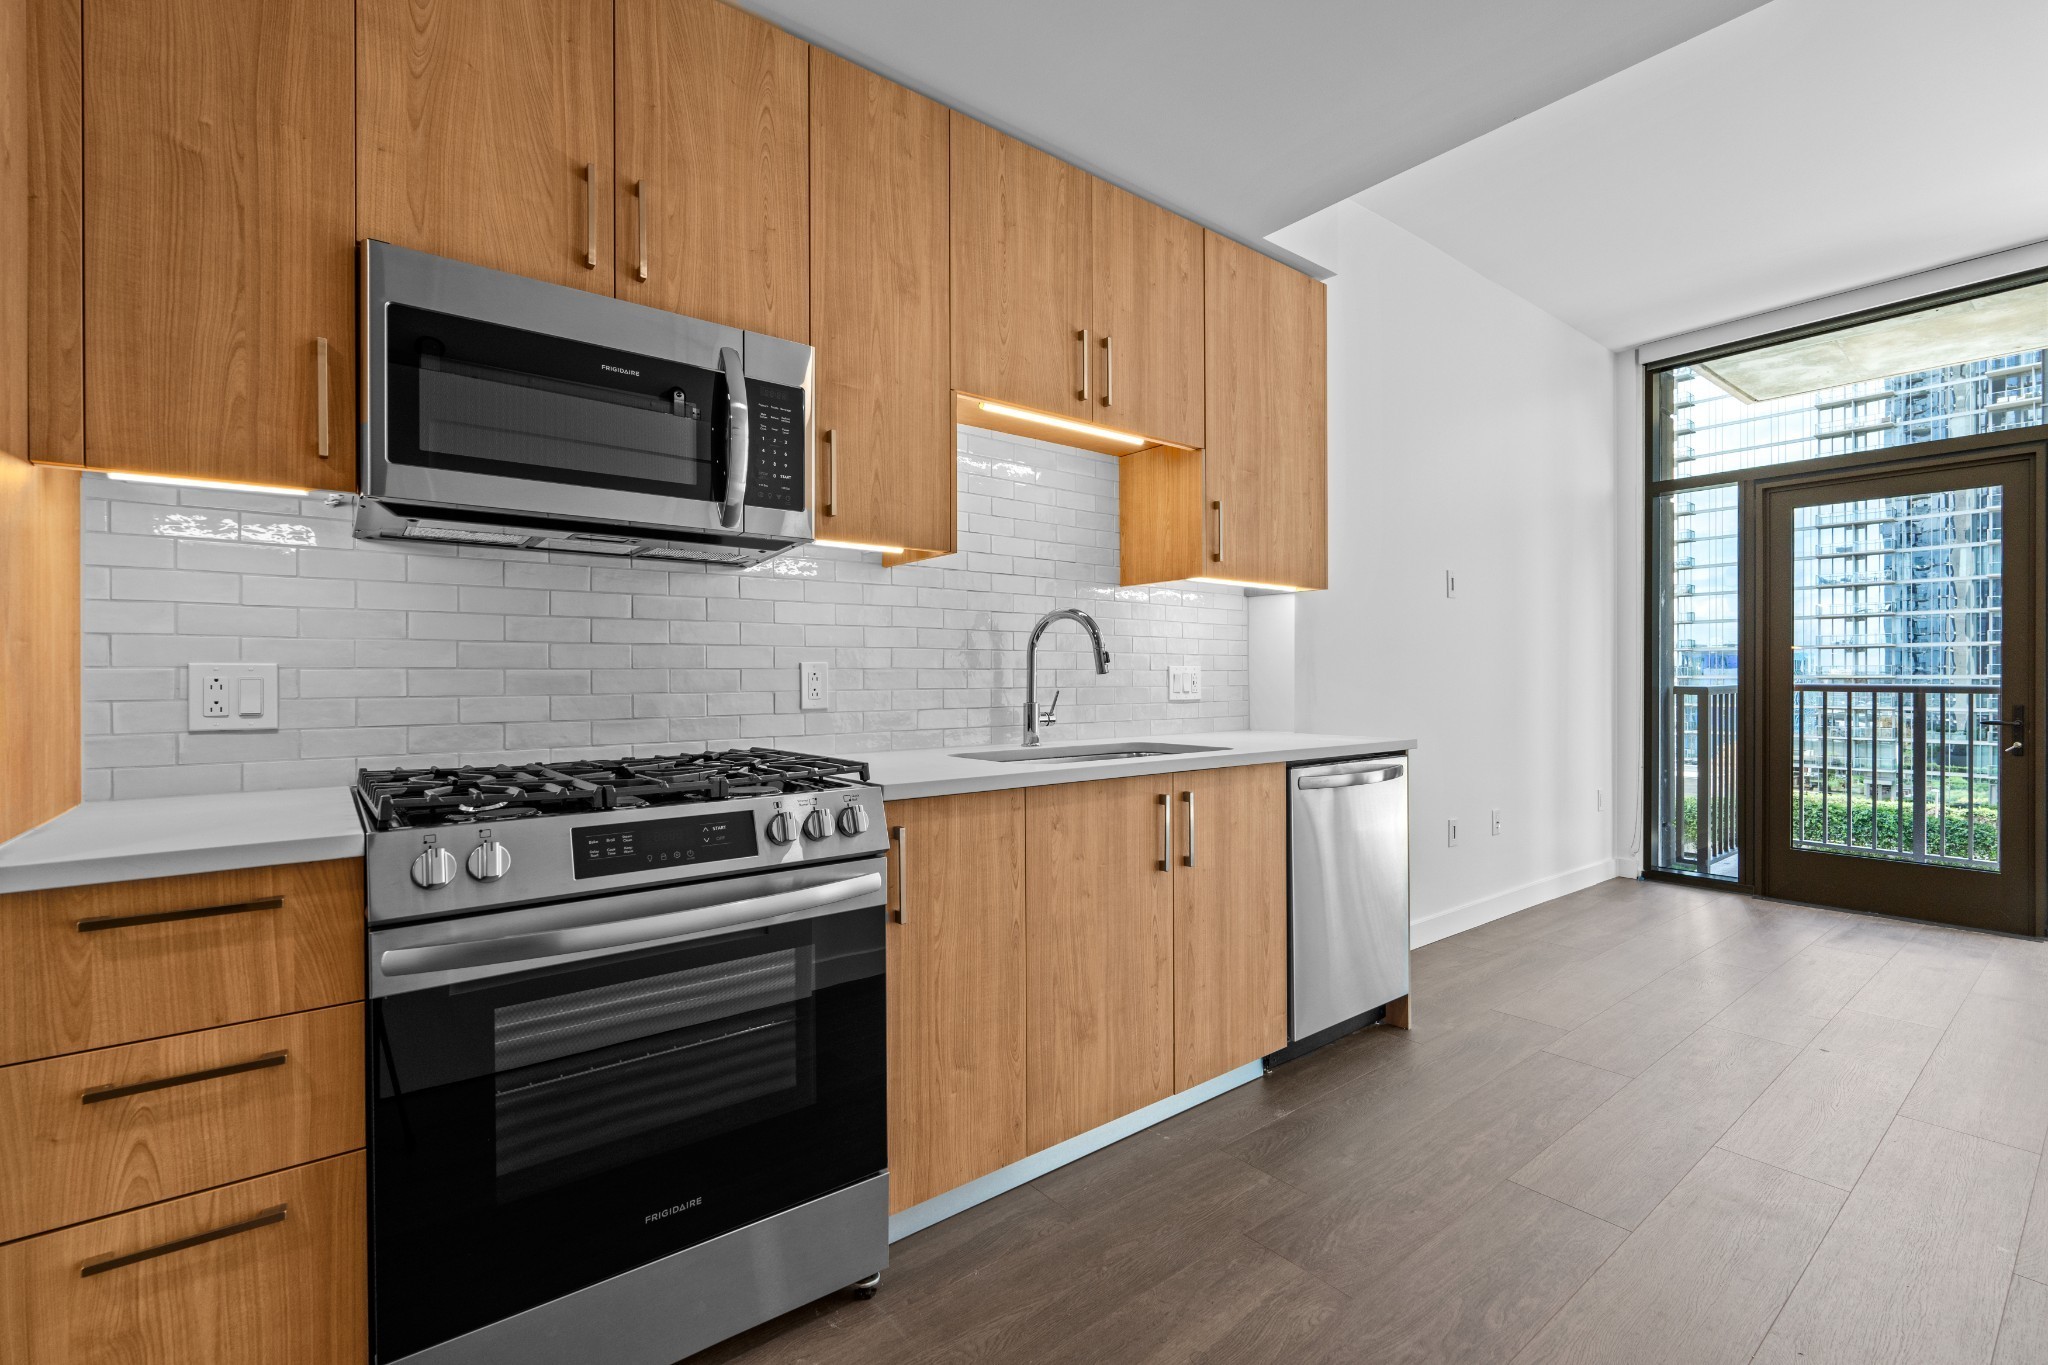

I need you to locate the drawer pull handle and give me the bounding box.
[79,1204,288,1278]
[81,1050,289,1105]
[76,896,283,933]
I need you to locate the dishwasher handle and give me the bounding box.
[1297,763,1403,790]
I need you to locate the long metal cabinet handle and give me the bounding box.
[1157,793,1170,872]
[583,163,598,269]
[378,872,883,979]
[717,345,750,530]
[76,896,283,933]
[824,428,838,518]
[890,826,908,924]
[634,180,649,282]
[82,1051,288,1104]
[1078,329,1090,402]
[80,1204,288,1278]
[1211,500,1223,563]
[315,338,330,458]
[1183,790,1196,868]
[1103,334,1113,407]
[1297,766,1403,790]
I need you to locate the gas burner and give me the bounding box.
[355,747,873,831]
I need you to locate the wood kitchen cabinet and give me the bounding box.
[1089,179,1205,449]
[615,0,808,338]
[69,0,356,491]
[1024,775,1175,1151]
[884,790,1027,1213]
[358,0,614,293]
[1170,764,1288,1089]
[809,52,953,559]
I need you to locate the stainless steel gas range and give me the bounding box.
[357,749,891,1365]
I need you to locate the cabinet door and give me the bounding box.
[615,0,808,338]
[1172,764,1287,1089]
[1025,776,1174,1151]
[0,1152,365,1365]
[950,113,1091,420]
[885,790,1026,1213]
[810,52,952,557]
[1203,231,1328,590]
[82,0,354,491]
[1090,180,1204,448]
[358,0,613,291]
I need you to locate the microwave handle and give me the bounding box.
[718,344,749,529]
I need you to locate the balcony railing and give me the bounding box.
[1793,683,2000,868]
[1666,684,1738,877]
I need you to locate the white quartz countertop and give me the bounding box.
[862,730,1414,802]
[0,787,367,895]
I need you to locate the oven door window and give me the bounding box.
[385,302,724,501]
[369,908,885,1363]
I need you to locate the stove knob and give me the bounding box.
[837,804,871,837]
[802,809,832,842]
[410,846,457,889]
[466,838,512,882]
[766,811,798,846]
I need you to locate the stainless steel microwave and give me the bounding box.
[356,241,814,566]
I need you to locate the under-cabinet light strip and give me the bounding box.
[106,471,315,498]
[974,401,1149,448]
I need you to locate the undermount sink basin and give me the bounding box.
[960,741,1229,763]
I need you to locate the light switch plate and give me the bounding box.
[798,661,830,711]
[188,663,279,732]
[1168,665,1201,702]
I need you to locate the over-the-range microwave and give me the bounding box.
[356,240,814,566]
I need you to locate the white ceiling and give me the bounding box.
[1354,0,2048,349]
[733,0,1766,251]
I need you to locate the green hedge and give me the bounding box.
[1682,794,1997,861]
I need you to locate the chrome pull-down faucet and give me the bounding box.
[1023,608,1110,747]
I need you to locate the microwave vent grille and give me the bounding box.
[400,523,528,547]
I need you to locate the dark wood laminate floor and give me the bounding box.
[686,880,2048,1365]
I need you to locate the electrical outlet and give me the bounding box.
[1445,569,1458,599]
[798,661,830,711]
[187,663,278,732]
[1168,665,1201,702]
[1446,818,1460,848]
[1490,808,1503,837]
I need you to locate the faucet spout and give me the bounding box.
[1022,608,1110,747]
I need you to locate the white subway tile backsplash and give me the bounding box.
[78,430,1250,795]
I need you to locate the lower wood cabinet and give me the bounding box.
[0,859,364,1067]
[0,1151,366,1365]
[884,789,1027,1214]
[1024,775,1176,1151]
[0,1004,364,1243]
[1170,765,1288,1089]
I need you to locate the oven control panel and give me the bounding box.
[572,811,762,879]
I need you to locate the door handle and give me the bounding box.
[1103,334,1114,408]
[1979,706,2025,755]
[315,338,330,459]
[1078,329,1090,403]
[824,428,838,518]
[1211,499,1224,564]
[1157,792,1170,872]
[889,825,908,924]
[717,345,749,530]
[634,179,649,282]
[583,163,598,269]
[1182,790,1195,868]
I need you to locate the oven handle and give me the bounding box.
[717,344,749,530]
[376,871,883,983]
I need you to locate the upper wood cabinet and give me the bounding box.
[1024,775,1174,1152]
[358,0,614,292]
[1201,231,1328,589]
[951,114,1092,421]
[809,52,952,558]
[1089,180,1204,448]
[884,790,1026,1213]
[1171,764,1287,1089]
[615,0,808,338]
[78,0,354,491]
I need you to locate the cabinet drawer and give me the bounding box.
[0,860,364,1066]
[0,1153,365,1365]
[0,1006,363,1242]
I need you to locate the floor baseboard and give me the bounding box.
[1411,857,1621,948]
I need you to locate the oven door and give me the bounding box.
[365,858,886,1364]
[361,240,811,545]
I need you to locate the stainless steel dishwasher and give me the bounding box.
[1284,755,1410,1056]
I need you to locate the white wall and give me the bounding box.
[1268,201,1621,943]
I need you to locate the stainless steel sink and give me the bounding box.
[959,741,1229,763]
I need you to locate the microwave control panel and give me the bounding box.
[572,812,762,879]
[745,379,806,513]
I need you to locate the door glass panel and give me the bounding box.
[1652,483,1739,879]
[1789,484,2002,869]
